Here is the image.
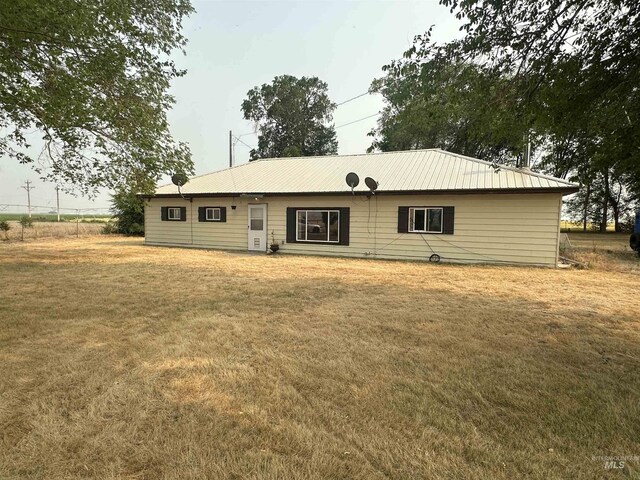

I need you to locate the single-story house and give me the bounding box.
[143,148,579,266]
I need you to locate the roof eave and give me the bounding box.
[143,186,579,199]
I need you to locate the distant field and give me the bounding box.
[564,232,630,251]
[560,220,619,232]
[0,235,638,479]
[0,221,106,241]
[0,213,110,222]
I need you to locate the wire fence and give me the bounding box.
[0,203,111,217]
[0,204,113,241]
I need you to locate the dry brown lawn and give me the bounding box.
[0,236,639,479]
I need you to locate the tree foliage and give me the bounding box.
[241,75,338,160]
[0,221,10,240]
[371,0,639,231]
[0,0,195,194]
[107,174,155,235]
[19,215,32,241]
[369,32,525,162]
[109,189,145,235]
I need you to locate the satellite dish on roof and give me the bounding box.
[171,172,189,198]
[365,177,378,193]
[171,173,188,187]
[345,172,359,195]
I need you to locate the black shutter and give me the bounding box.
[398,207,409,233]
[339,208,350,245]
[198,207,206,222]
[161,207,168,221]
[286,208,296,243]
[219,207,227,222]
[179,207,187,221]
[443,206,455,234]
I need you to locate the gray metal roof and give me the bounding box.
[155,148,578,196]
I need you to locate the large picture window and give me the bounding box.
[409,207,442,233]
[287,207,350,245]
[296,209,340,243]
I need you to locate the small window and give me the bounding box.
[296,209,340,243]
[206,207,221,221]
[409,207,442,233]
[168,207,181,220]
[198,206,226,222]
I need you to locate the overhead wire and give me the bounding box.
[335,112,381,129]
[231,91,376,144]
[336,91,369,106]
[233,135,256,150]
[236,131,257,138]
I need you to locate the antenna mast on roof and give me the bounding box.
[522,132,531,169]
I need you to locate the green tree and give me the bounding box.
[0,220,10,240]
[241,75,338,160]
[108,174,157,235]
[109,189,145,236]
[369,33,525,162]
[0,0,195,194]
[19,216,33,241]
[375,1,639,230]
[438,0,640,197]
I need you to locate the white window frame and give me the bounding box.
[167,207,181,220]
[296,209,340,243]
[409,207,443,233]
[206,207,221,221]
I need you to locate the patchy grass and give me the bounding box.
[0,236,638,479]
[0,221,105,241]
[563,232,638,273]
[0,213,110,222]
[566,232,630,251]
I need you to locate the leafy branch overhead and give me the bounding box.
[242,75,338,160]
[0,0,195,194]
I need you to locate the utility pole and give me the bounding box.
[21,180,34,217]
[229,130,233,168]
[56,186,61,222]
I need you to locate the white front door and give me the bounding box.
[248,204,267,251]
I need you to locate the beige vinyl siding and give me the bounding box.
[145,197,248,250]
[145,193,563,266]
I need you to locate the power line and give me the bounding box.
[336,91,369,106]
[21,180,35,218]
[233,135,256,150]
[236,131,257,138]
[335,112,381,129]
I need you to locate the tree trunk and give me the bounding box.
[583,183,590,232]
[607,178,623,233]
[600,170,609,232]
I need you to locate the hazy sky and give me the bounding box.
[0,0,461,213]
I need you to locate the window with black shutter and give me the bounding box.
[286,207,349,245]
[161,206,187,221]
[398,206,454,234]
[198,206,227,222]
